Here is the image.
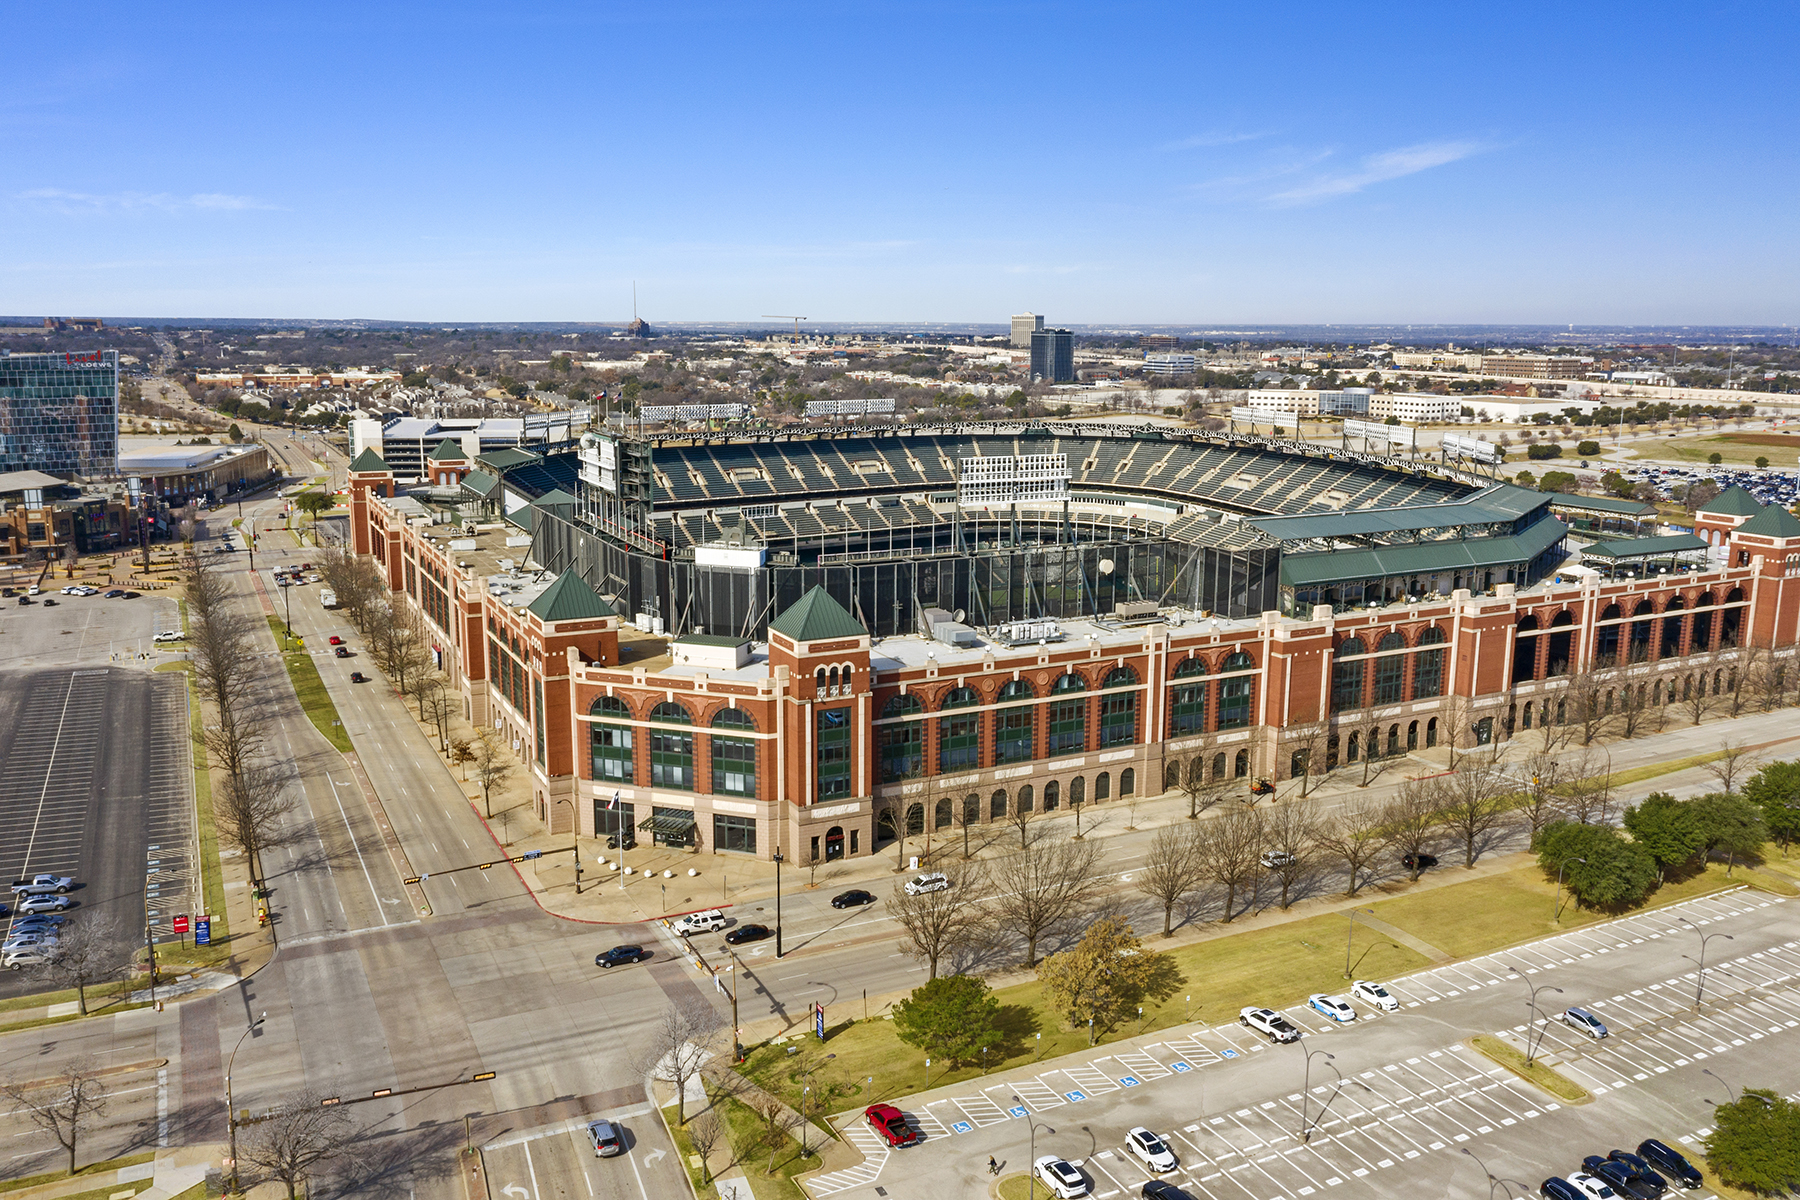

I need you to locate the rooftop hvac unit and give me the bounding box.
[1115,599,1160,620]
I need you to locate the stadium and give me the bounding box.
[346,422,1800,864]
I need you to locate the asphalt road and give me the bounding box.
[806,887,1800,1200]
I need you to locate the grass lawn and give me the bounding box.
[150,660,232,962]
[266,616,352,752]
[0,1151,156,1194]
[1651,434,1799,467]
[705,1086,819,1200]
[659,1104,712,1195]
[1467,1035,1589,1102]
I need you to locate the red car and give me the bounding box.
[329,635,344,646]
[864,1104,918,1147]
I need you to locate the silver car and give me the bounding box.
[586,1119,623,1157]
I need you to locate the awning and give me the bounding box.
[638,812,697,837]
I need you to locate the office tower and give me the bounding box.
[1011,313,1044,348]
[0,350,119,476]
[1030,328,1074,383]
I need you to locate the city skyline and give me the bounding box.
[5,1,1797,324]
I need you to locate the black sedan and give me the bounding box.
[595,945,648,969]
[831,889,876,910]
[334,646,350,658]
[724,924,772,945]
[350,671,368,683]
[1402,852,1439,870]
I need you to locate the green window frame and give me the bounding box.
[1331,638,1366,713]
[1099,667,1137,747]
[589,696,634,784]
[994,679,1035,764]
[1413,627,1446,698]
[817,707,852,799]
[1372,632,1406,706]
[1219,652,1255,729]
[1046,673,1087,757]
[937,687,980,773]
[878,694,924,782]
[1169,657,1207,735]
[649,702,693,790]
[532,676,546,766]
[712,813,757,854]
[710,707,757,797]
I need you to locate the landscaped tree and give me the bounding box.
[631,1003,722,1125]
[1313,796,1393,897]
[238,1090,353,1200]
[2,1063,108,1176]
[1196,804,1264,921]
[1136,823,1208,936]
[1383,782,1446,882]
[1705,1089,1800,1195]
[1687,791,1769,875]
[1744,759,1800,850]
[1622,792,1705,881]
[472,727,514,819]
[38,917,132,1016]
[292,490,333,538]
[987,837,1106,966]
[1433,758,1516,867]
[891,974,1003,1065]
[1535,821,1658,910]
[889,861,989,978]
[1035,915,1183,1044]
[1259,796,1318,909]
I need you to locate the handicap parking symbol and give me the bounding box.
[1119,1075,1141,1087]
[1064,1090,1088,1102]
[950,1121,973,1134]
[1170,1061,1193,1073]
[1008,1106,1029,1119]
[1220,1048,1239,1059]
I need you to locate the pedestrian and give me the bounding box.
[987,1156,998,1176]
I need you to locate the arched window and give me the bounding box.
[938,686,980,774]
[1169,656,1208,735]
[710,707,757,796]
[963,793,980,826]
[1692,593,1716,651]
[1017,784,1034,813]
[1413,626,1446,698]
[1629,599,1655,662]
[1546,611,1575,677]
[995,679,1036,764]
[1043,779,1060,811]
[1331,637,1367,713]
[589,695,633,784]
[1233,749,1250,778]
[1425,717,1439,748]
[990,789,1008,819]
[1387,723,1400,756]
[1219,652,1255,729]
[905,802,924,837]
[1373,631,1406,704]
[1120,767,1135,796]
[1347,731,1361,763]
[1164,760,1182,791]
[877,694,923,783]
[1100,667,1138,747]
[935,797,953,830]
[1721,588,1745,648]
[1211,751,1227,779]
[649,702,694,789]
[1596,603,1622,665]
[1660,595,1685,659]
[1069,776,1085,806]
[1512,616,1540,685]
[1094,772,1111,801]
[1406,720,1419,750]
[1047,673,1088,756]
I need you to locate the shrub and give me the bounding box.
[1527,443,1564,460]
[1576,440,1601,457]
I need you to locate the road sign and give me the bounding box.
[172,914,190,935]
[814,1003,826,1040]
[194,916,211,946]
[520,850,543,860]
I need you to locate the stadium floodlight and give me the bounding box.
[1229,406,1301,432]
[958,454,1069,507]
[641,403,748,422]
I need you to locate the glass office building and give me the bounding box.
[0,351,119,476]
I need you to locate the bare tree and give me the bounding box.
[752,1092,798,1175]
[1283,722,1330,796]
[1384,782,1446,882]
[3,1063,108,1175]
[988,838,1107,966]
[1615,675,1655,739]
[1563,670,1612,746]
[368,596,431,696]
[1678,659,1719,727]
[1434,758,1516,868]
[1313,796,1392,897]
[215,761,298,890]
[889,861,989,978]
[1003,795,1044,850]
[1559,749,1618,825]
[686,1111,723,1186]
[1531,695,1572,752]
[1136,824,1207,936]
[1725,649,1758,718]
[472,727,514,819]
[1175,751,1234,818]
[1260,797,1317,909]
[1438,695,1475,767]
[1355,713,1392,787]
[39,918,132,1016]
[1703,738,1760,796]
[1197,805,1264,922]
[238,1090,353,1200]
[1519,751,1569,835]
[633,1004,723,1125]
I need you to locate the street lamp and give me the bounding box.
[556,798,583,894]
[226,1011,267,1195]
[1011,1096,1054,1200]
[1678,916,1734,1011]
[1507,965,1563,1066]
[1299,1047,1334,1142]
[1702,1066,1739,1104]
[1551,856,1587,923]
[1461,1147,1531,1200]
[773,847,785,958]
[1344,907,1375,979]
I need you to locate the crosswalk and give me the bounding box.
[802,889,1788,1198]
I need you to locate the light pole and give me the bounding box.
[1012,1095,1055,1200]
[773,847,785,958]
[1702,1066,1739,1104]
[556,798,583,894]
[1344,907,1375,979]
[1507,965,1563,1066]
[1299,1048,1334,1142]
[1678,916,1734,1011]
[1551,856,1586,923]
[226,1011,267,1195]
[725,951,743,1062]
[1460,1147,1531,1200]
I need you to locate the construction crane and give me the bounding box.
[762,315,808,344]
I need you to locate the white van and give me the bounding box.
[671,909,727,936]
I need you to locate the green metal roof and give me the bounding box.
[504,505,536,532]
[531,488,578,509]
[477,447,543,471]
[769,586,865,641]
[675,633,751,647]
[1280,517,1568,588]
[1248,484,1548,541]
[1546,492,1657,517]
[1580,534,1709,559]
[526,569,617,622]
[427,438,467,461]
[348,448,390,472]
[1737,504,1800,538]
[460,469,500,498]
[1699,485,1763,517]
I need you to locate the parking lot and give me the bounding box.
[0,667,195,995]
[0,583,182,670]
[808,890,1799,1200]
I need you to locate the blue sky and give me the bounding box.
[5,2,1797,325]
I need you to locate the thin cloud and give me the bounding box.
[1268,140,1482,206]
[17,188,278,213]
[1159,129,1272,151]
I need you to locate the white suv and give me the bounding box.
[903,872,949,896]
[671,909,727,936]
[3,946,50,970]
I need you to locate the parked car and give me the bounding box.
[585,1119,623,1157]
[595,946,648,969]
[7,914,63,933]
[2,946,52,970]
[1141,1184,1194,1200]
[864,1103,918,1147]
[1402,852,1439,870]
[1127,1127,1177,1173]
[904,872,949,896]
[41,598,56,607]
[1604,1153,1668,1197]
[1350,980,1399,1011]
[1259,850,1296,869]
[1562,1006,1610,1039]
[1636,1141,1703,1190]
[1239,1007,1301,1043]
[1569,1171,1620,1200]
[103,589,125,599]
[1307,994,1356,1023]
[724,923,772,946]
[1542,1178,1589,1200]
[16,894,73,914]
[1584,1159,1659,1200]
[671,910,728,936]
[1034,1155,1088,1199]
[349,671,368,683]
[831,889,877,909]
[154,631,184,643]
[10,874,74,895]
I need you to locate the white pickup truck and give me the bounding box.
[9,873,74,896]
